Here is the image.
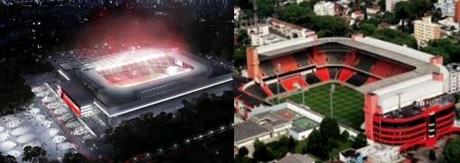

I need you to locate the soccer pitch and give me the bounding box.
[280,83,364,129]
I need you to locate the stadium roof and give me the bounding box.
[255,37,442,91]
[59,49,233,118]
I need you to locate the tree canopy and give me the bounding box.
[251,136,299,162]
[306,117,344,160]
[421,38,460,63]
[106,92,233,160]
[276,3,350,37]
[352,132,368,149]
[0,62,34,116]
[62,152,87,163]
[22,146,47,163]
[253,0,276,18]
[443,137,460,163]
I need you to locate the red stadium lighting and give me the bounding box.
[89,49,193,88]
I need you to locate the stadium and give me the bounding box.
[235,35,460,152]
[55,48,232,129]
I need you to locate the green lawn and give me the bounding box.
[280,83,364,129]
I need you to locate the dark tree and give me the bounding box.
[370,28,417,48]
[341,131,350,141]
[378,0,386,11]
[62,152,87,163]
[0,153,17,163]
[252,139,275,162]
[422,38,460,63]
[106,92,233,160]
[253,0,276,18]
[277,3,313,25]
[237,147,249,157]
[394,1,413,32]
[319,117,341,140]
[306,129,328,160]
[443,137,460,163]
[0,63,34,116]
[234,156,253,163]
[352,132,368,149]
[429,150,436,161]
[22,146,47,163]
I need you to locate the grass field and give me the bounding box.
[280,83,364,129]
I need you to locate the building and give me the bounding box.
[234,109,292,149]
[55,48,232,133]
[455,0,460,22]
[234,101,358,150]
[234,6,241,21]
[277,153,317,163]
[447,63,460,93]
[237,34,460,152]
[438,17,460,36]
[414,17,442,46]
[339,145,404,163]
[313,1,336,16]
[435,0,456,17]
[246,18,317,47]
[386,0,406,12]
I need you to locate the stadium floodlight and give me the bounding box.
[93,49,166,71]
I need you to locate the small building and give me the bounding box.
[314,1,336,16]
[386,0,406,12]
[339,145,404,163]
[414,17,442,47]
[435,0,456,17]
[289,117,319,140]
[246,18,317,47]
[447,63,460,94]
[234,6,241,21]
[455,0,460,22]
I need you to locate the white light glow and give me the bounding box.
[92,49,166,71]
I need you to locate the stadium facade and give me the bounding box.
[235,35,460,152]
[56,48,232,127]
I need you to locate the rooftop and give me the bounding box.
[291,117,319,132]
[234,121,270,143]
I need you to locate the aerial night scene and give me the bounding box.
[234,0,460,163]
[0,0,233,162]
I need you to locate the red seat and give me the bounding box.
[338,68,355,82]
[315,68,330,81]
[366,77,380,84]
[272,56,299,73]
[343,51,358,66]
[280,76,308,92]
[311,48,328,65]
